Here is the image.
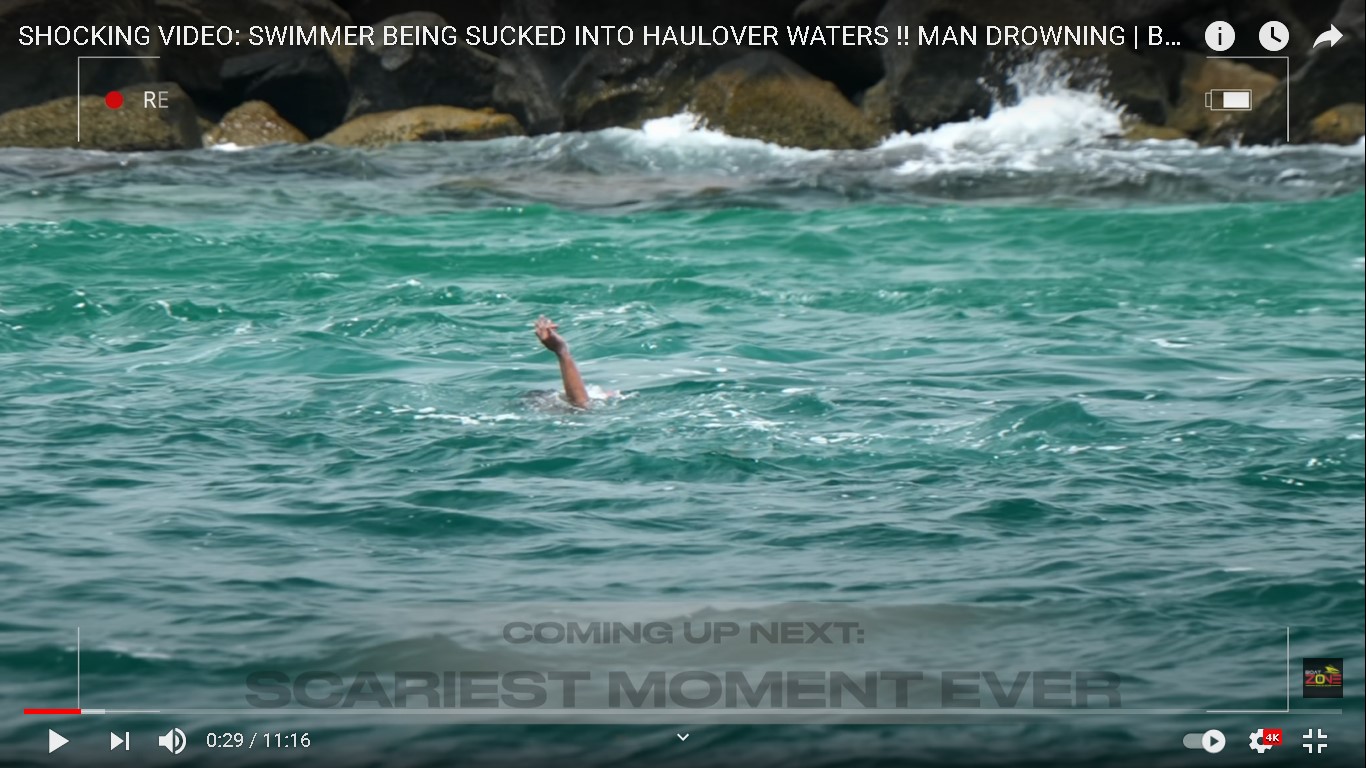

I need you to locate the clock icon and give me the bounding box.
[1204,21,1235,52]
[1259,20,1289,51]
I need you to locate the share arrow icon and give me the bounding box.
[1314,24,1344,48]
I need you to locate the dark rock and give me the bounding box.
[1041,47,1180,127]
[1335,0,1365,38]
[334,0,501,32]
[789,0,885,95]
[320,105,523,147]
[878,0,996,133]
[152,0,350,112]
[0,82,201,150]
[560,44,737,131]
[690,51,882,149]
[344,11,498,121]
[491,1,806,135]
[492,0,583,134]
[0,0,162,116]
[221,48,349,138]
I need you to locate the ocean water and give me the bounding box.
[1,76,1364,767]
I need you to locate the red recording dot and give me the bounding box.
[105,91,123,109]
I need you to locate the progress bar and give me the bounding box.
[27,627,1338,719]
[23,708,1344,718]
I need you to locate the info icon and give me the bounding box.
[1303,658,1344,698]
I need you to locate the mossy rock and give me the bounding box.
[1309,103,1365,145]
[320,106,524,148]
[0,83,201,151]
[205,101,307,147]
[691,52,883,150]
[1168,57,1277,138]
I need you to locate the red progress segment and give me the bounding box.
[23,708,82,715]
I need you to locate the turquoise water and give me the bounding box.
[1,121,1364,767]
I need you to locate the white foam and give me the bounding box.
[414,413,479,425]
[610,112,821,162]
[888,54,1125,174]
[585,384,622,401]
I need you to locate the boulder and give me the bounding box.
[789,0,885,94]
[560,44,737,131]
[1337,0,1366,38]
[878,0,992,133]
[491,0,585,134]
[0,82,201,150]
[204,100,308,146]
[1083,48,1181,126]
[857,79,894,135]
[1309,102,1366,143]
[320,105,523,147]
[490,0,805,134]
[152,0,351,112]
[0,0,162,116]
[690,51,882,149]
[1210,35,1365,144]
[220,47,349,137]
[344,11,499,121]
[1167,56,1278,138]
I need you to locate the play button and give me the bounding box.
[1201,729,1226,753]
[48,729,69,753]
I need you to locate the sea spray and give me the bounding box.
[887,53,1125,172]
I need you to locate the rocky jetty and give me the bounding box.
[0,0,1361,150]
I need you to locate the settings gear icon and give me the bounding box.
[1249,729,1274,753]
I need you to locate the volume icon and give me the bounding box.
[158,727,187,754]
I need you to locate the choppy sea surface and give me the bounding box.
[2,73,1364,767]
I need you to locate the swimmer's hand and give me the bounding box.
[535,316,569,356]
[536,315,589,408]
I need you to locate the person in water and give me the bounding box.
[535,316,591,408]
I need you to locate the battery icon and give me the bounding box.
[1204,89,1253,111]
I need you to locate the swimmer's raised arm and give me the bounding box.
[535,316,590,408]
